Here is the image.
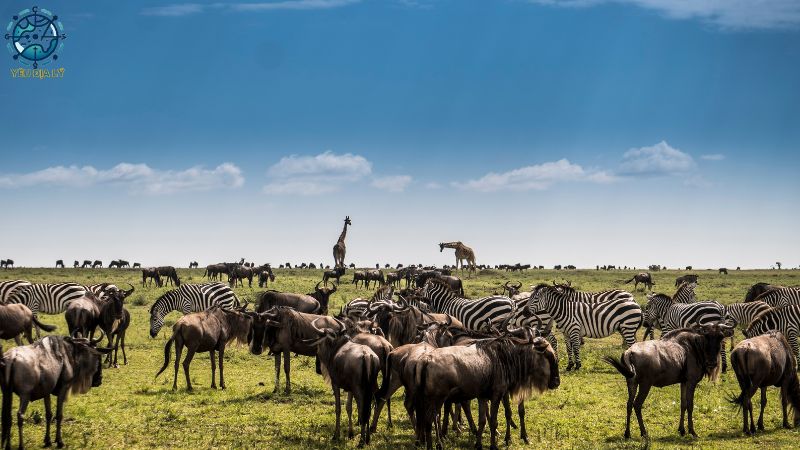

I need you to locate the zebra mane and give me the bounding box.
[149,289,176,313]
[425,278,459,295]
[647,293,672,303]
[746,306,780,332]
[674,282,695,298]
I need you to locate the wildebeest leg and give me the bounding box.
[42,395,52,447]
[686,382,698,437]
[462,401,477,435]
[489,398,501,450]
[624,378,637,439]
[183,346,196,391]
[502,395,513,446]
[55,392,66,448]
[679,382,687,436]
[346,392,354,439]
[441,401,451,438]
[475,400,487,450]
[173,340,184,390]
[781,381,791,428]
[120,332,128,365]
[218,347,226,389]
[633,383,651,437]
[273,354,281,393]
[517,401,529,443]
[757,387,767,431]
[210,350,217,389]
[13,336,21,347]
[16,395,29,450]
[333,387,341,441]
[283,351,291,394]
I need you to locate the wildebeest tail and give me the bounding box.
[375,353,393,400]
[603,354,635,379]
[1,382,10,450]
[728,349,750,408]
[414,360,429,435]
[622,277,635,284]
[155,335,175,378]
[785,359,800,425]
[359,357,374,428]
[32,316,57,332]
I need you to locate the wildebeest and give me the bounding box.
[73,261,79,268]
[0,303,56,344]
[157,266,181,286]
[719,267,729,275]
[352,270,367,288]
[257,265,276,288]
[204,263,227,281]
[81,260,92,268]
[744,282,781,303]
[624,272,654,291]
[306,317,380,447]
[249,307,341,393]
[415,328,560,449]
[228,264,255,287]
[323,267,345,285]
[54,260,64,269]
[364,269,385,289]
[142,267,162,287]
[65,285,132,341]
[92,260,102,268]
[189,261,199,269]
[675,274,699,287]
[0,260,13,269]
[605,323,734,439]
[156,304,252,390]
[257,281,337,316]
[729,332,800,434]
[0,334,111,449]
[107,260,121,268]
[502,281,522,298]
[132,262,141,268]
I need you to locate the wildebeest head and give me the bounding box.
[310,281,337,315]
[66,332,114,393]
[689,322,734,376]
[504,281,523,297]
[247,307,281,355]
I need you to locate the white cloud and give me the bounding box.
[0,163,244,194]
[701,153,725,161]
[619,141,696,176]
[453,159,616,192]
[425,182,442,189]
[264,150,372,195]
[528,0,800,30]
[372,175,412,192]
[142,0,361,16]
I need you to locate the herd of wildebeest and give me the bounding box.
[0,223,798,449]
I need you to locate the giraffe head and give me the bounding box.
[344,216,351,226]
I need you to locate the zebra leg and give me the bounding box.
[721,347,728,373]
[570,330,583,370]
[789,332,800,371]
[564,333,574,371]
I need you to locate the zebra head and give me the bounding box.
[743,311,775,339]
[643,293,671,331]
[149,290,179,338]
[525,284,556,314]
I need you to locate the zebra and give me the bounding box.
[341,285,395,318]
[526,284,642,371]
[724,301,773,349]
[641,283,696,339]
[752,287,800,308]
[84,283,120,300]
[5,283,87,315]
[744,305,800,370]
[421,278,515,332]
[148,282,240,337]
[642,294,729,370]
[547,282,635,304]
[509,295,559,357]
[0,280,32,302]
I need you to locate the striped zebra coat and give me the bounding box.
[421,279,514,331]
[526,284,642,371]
[745,305,800,370]
[724,301,772,349]
[0,280,31,302]
[641,283,697,339]
[6,283,87,315]
[752,287,800,308]
[149,283,240,337]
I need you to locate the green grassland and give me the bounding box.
[1,267,799,449]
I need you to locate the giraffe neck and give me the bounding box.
[338,223,348,244]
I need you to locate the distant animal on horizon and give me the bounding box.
[55,260,64,268]
[623,272,654,291]
[438,241,476,276]
[0,259,14,269]
[333,216,351,269]
[719,267,729,275]
[189,261,199,269]
[675,274,699,287]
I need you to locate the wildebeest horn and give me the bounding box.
[504,281,511,289]
[445,314,453,326]
[334,317,347,332]
[514,281,522,289]
[90,331,105,346]
[535,314,542,333]
[330,282,337,293]
[543,318,554,336]
[124,283,135,296]
[315,281,323,291]
[311,317,325,334]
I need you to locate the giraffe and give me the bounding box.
[332,216,351,268]
[438,241,476,276]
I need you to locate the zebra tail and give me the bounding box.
[32,316,57,332]
[603,354,635,379]
[155,335,175,378]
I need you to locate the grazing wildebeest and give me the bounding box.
[157,266,181,286]
[323,267,346,285]
[142,267,162,287]
[256,282,337,316]
[107,260,121,269]
[624,272,654,291]
[257,265,276,288]
[132,262,141,268]
[0,303,56,344]
[189,261,199,269]
[73,261,79,268]
[92,260,102,268]
[675,274,699,287]
[415,329,560,449]
[228,265,255,287]
[54,260,64,269]
[156,305,252,391]
[0,260,13,270]
[352,270,367,289]
[605,323,734,439]
[118,260,130,268]
[719,267,729,275]
[0,334,111,450]
[204,263,226,281]
[364,269,385,289]
[306,317,380,447]
[729,332,800,434]
[249,307,341,394]
[81,260,92,268]
[386,271,403,288]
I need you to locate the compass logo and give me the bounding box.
[5,6,66,69]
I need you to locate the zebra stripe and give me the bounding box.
[6,283,87,315]
[421,279,514,331]
[148,282,240,337]
[724,301,773,349]
[509,297,559,355]
[672,282,697,303]
[744,305,800,369]
[0,280,31,302]
[84,283,119,300]
[542,284,635,303]
[753,287,800,308]
[527,285,642,370]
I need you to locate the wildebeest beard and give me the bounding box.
[474,336,558,402]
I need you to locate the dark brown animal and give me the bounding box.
[624,272,654,291]
[157,266,181,286]
[605,323,734,439]
[0,303,56,344]
[256,282,336,316]
[142,267,162,287]
[730,332,800,434]
[675,274,699,287]
[155,305,252,390]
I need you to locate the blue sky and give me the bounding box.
[1,0,798,268]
